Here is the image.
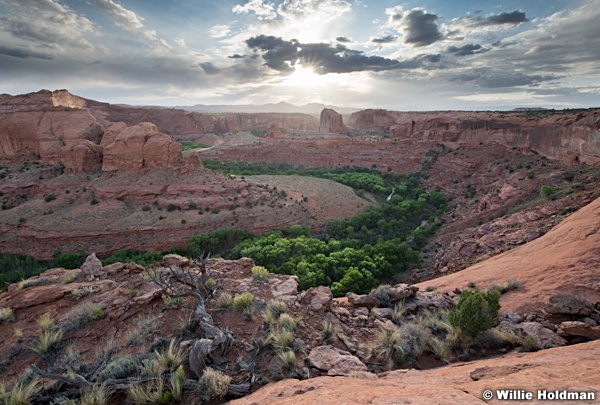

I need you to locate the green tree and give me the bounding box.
[448,289,501,338]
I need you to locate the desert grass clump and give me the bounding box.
[391,301,406,325]
[265,298,287,317]
[270,329,295,353]
[369,284,393,308]
[126,315,159,346]
[155,339,185,374]
[321,318,338,343]
[36,313,55,332]
[278,350,297,370]
[162,295,184,309]
[199,368,231,402]
[398,323,432,362]
[99,356,140,381]
[428,336,450,363]
[32,328,63,355]
[71,285,97,300]
[14,328,23,342]
[251,265,269,282]
[61,272,77,284]
[216,292,234,309]
[0,307,15,323]
[0,377,41,405]
[278,313,298,332]
[233,292,254,312]
[126,377,165,404]
[476,328,518,349]
[370,328,404,369]
[18,277,47,290]
[62,302,104,333]
[521,335,541,352]
[79,382,114,405]
[261,309,277,331]
[170,366,185,402]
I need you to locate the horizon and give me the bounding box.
[1,1,599,110]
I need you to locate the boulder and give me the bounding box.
[514,322,567,349]
[346,292,379,309]
[558,321,600,339]
[404,291,454,312]
[371,307,394,319]
[270,276,298,297]
[300,286,333,311]
[81,253,103,278]
[390,284,419,302]
[162,254,191,267]
[544,293,594,317]
[308,346,368,376]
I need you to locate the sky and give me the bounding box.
[0,0,599,110]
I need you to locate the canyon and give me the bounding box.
[0,89,599,403]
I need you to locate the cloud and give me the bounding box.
[447,43,487,56]
[199,62,219,75]
[244,35,440,74]
[233,0,277,20]
[92,0,144,31]
[387,8,442,47]
[0,0,94,51]
[450,71,559,88]
[336,36,352,43]
[174,37,186,47]
[481,11,528,26]
[209,24,232,38]
[277,0,352,22]
[371,35,396,44]
[0,45,53,59]
[92,0,171,50]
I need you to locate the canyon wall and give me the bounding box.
[0,90,320,172]
[348,109,600,166]
[92,104,320,135]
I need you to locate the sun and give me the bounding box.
[283,64,331,88]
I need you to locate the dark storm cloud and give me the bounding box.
[246,35,300,72]
[451,71,559,88]
[245,35,440,74]
[372,35,397,44]
[401,9,442,46]
[335,36,352,43]
[228,54,246,59]
[0,45,53,60]
[482,11,528,26]
[447,44,487,56]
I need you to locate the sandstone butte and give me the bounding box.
[233,197,600,404]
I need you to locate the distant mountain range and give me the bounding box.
[175,101,360,116]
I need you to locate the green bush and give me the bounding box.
[540,185,555,199]
[448,289,500,338]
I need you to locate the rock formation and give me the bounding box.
[319,108,346,134]
[347,108,600,166]
[102,122,182,171]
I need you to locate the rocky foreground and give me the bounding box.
[0,197,598,403]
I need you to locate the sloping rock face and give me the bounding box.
[415,197,600,314]
[348,109,600,166]
[0,89,87,116]
[319,108,346,134]
[102,122,182,171]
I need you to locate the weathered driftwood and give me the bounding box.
[148,255,234,378]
